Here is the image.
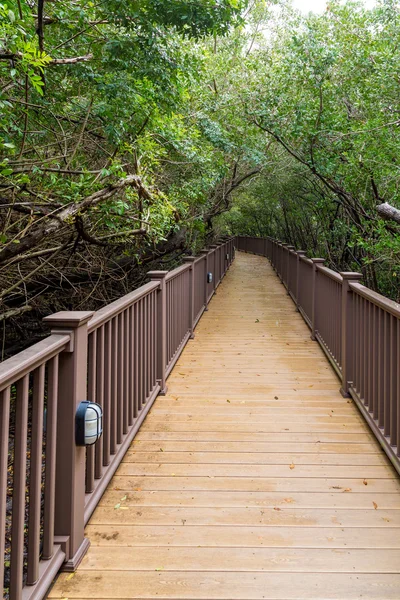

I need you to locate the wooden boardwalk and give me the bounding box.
[49,252,400,600]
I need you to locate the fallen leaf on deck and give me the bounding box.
[373,502,378,509]
[289,463,295,470]
[363,479,368,486]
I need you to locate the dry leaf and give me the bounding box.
[226,399,230,403]
[289,463,295,470]
[343,488,352,493]
[373,502,378,509]
[363,479,368,486]
[283,497,294,503]
[273,507,281,511]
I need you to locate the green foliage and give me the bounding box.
[218,0,400,298]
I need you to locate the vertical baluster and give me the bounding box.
[138,299,143,410]
[10,374,29,600]
[370,304,376,416]
[134,302,139,417]
[397,319,400,456]
[145,294,150,400]
[27,365,45,585]
[146,296,150,402]
[123,310,129,431]
[146,296,151,397]
[117,312,124,442]
[110,316,118,454]
[384,311,391,436]
[86,331,96,492]
[0,386,11,592]
[42,357,58,559]
[103,321,111,464]
[153,291,157,389]
[357,295,362,396]
[368,302,373,409]
[378,308,385,425]
[167,282,171,365]
[95,326,104,477]
[352,294,357,391]
[372,304,379,419]
[390,315,397,446]
[361,298,366,401]
[364,302,370,408]
[128,305,134,424]
[149,293,154,392]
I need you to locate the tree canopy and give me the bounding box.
[2,0,400,356]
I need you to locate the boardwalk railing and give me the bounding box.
[0,238,235,600]
[237,235,400,476]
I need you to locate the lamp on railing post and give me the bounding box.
[199,248,209,310]
[295,251,306,311]
[42,310,94,571]
[339,272,363,397]
[183,257,196,339]
[147,271,168,395]
[311,258,325,341]
[209,245,218,293]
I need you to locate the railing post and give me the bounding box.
[279,243,286,283]
[183,257,196,339]
[339,272,363,397]
[199,249,209,310]
[209,244,218,292]
[311,258,325,340]
[148,271,168,395]
[286,246,295,293]
[42,311,93,571]
[295,251,306,311]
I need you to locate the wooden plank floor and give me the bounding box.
[49,251,400,600]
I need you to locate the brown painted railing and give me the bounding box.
[237,235,400,475]
[0,238,235,600]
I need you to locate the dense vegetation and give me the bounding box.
[2,0,400,357]
[218,0,400,298]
